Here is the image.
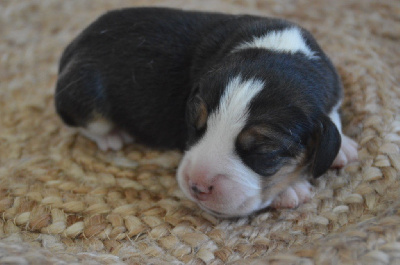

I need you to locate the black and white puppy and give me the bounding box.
[55,7,358,217]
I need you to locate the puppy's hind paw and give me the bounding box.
[79,120,133,151]
[94,130,133,151]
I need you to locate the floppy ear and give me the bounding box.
[308,115,341,178]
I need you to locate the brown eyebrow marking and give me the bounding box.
[237,125,278,150]
[188,95,208,131]
[195,98,208,130]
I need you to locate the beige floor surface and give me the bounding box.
[0,0,399,264]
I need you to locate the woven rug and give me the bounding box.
[1,0,399,264]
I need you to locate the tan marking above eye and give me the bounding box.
[237,126,276,150]
[194,96,208,130]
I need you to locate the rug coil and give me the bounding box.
[0,0,399,264]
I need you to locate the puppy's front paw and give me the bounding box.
[270,180,313,209]
[331,134,358,168]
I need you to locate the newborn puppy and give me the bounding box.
[55,7,358,217]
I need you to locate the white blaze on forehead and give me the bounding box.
[233,27,317,59]
[188,76,264,189]
[210,76,264,135]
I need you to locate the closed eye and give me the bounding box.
[248,153,284,176]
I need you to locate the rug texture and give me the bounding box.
[1,0,399,264]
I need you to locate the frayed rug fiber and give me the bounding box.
[1,0,399,264]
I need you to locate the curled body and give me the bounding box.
[55,7,358,217]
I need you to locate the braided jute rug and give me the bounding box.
[1,0,399,264]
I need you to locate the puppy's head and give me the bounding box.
[177,71,341,217]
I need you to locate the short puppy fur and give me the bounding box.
[55,7,358,217]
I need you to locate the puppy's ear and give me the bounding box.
[308,115,341,178]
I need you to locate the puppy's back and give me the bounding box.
[55,8,231,148]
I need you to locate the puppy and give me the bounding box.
[55,7,358,217]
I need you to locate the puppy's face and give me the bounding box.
[177,71,340,217]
